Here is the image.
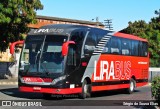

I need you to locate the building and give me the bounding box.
[28,15,104,29]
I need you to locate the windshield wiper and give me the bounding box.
[34,50,40,69]
[38,35,46,72]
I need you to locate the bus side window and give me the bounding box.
[96,34,103,44]
[121,38,131,55]
[142,42,148,57]
[70,31,85,56]
[139,41,148,57]
[110,37,121,55]
[102,38,111,54]
[131,40,139,56]
[67,45,76,66]
[84,32,96,55]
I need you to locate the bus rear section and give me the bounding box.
[81,32,149,98]
[16,24,149,99]
[92,54,149,92]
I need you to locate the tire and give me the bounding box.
[79,80,91,99]
[126,78,136,94]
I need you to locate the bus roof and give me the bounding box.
[28,24,112,35]
[114,32,148,42]
[28,24,147,42]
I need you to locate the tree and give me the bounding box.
[0,0,43,51]
[120,9,160,67]
[120,20,148,37]
[155,9,160,17]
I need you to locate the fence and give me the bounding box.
[0,53,20,79]
[0,62,13,79]
[149,68,160,82]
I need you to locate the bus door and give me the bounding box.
[66,44,77,73]
[65,30,86,83]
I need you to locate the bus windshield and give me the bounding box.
[20,35,67,74]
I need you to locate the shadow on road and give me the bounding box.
[91,89,140,98]
[0,88,43,99]
[0,87,140,100]
[0,87,79,100]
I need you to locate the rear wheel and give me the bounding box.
[79,79,91,99]
[126,78,136,94]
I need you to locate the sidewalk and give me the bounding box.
[0,78,18,85]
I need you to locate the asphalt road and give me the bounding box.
[0,84,158,109]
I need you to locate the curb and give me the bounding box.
[0,82,18,85]
[0,78,18,85]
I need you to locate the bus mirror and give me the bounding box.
[62,41,75,56]
[10,40,24,54]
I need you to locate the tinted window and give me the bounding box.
[102,38,111,54]
[70,31,85,55]
[84,32,96,54]
[94,29,106,44]
[139,41,148,57]
[110,37,121,54]
[143,42,148,57]
[85,32,96,45]
[67,45,76,66]
[121,38,131,55]
[96,33,103,44]
[131,40,139,56]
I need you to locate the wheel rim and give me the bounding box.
[84,84,88,94]
[130,81,134,91]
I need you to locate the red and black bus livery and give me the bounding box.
[17,24,149,98]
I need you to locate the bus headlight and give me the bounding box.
[51,75,67,85]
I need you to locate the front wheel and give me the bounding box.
[126,78,136,94]
[79,80,91,99]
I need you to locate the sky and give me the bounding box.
[37,0,160,31]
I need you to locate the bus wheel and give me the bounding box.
[42,93,52,99]
[127,78,136,94]
[79,80,91,99]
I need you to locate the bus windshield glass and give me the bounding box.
[20,35,67,74]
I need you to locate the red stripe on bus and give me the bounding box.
[92,84,130,92]
[19,86,82,94]
[136,82,148,87]
[114,32,147,42]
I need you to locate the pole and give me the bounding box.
[96,17,99,27]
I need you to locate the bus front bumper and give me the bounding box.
[19,86,82,94]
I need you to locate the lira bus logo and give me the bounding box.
[34,28,64,33]
[94,61,131,80]
[34,29,49,33]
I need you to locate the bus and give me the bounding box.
[12,24,149,99]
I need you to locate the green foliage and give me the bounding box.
[120,9,160,67]
[151,76,160,102]
[0,0,43,51]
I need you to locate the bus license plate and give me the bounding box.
[33,87,41,91]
